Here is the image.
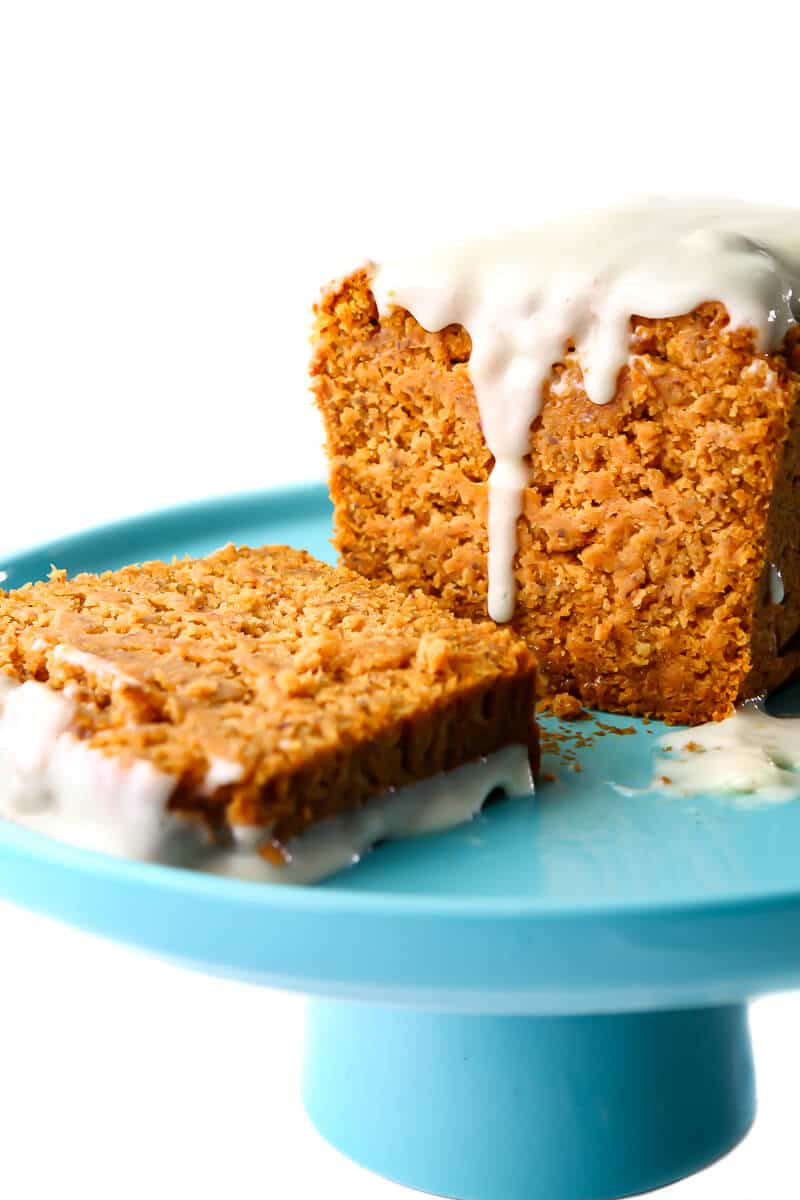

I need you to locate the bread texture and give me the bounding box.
[0,544,538,841]
[312,267,800,725]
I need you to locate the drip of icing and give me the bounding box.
[0,678,178,856]
[202,755,245,793]
[647,707,800,807]
[53,644,142,689]
[209,744,533,886]
[371,198,800,623]
[769,564,785,605]
[0,676,533,884]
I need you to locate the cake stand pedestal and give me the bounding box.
[304,1002,753,1200]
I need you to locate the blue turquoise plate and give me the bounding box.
[0,481,798,1014]
[4,481,796,1199]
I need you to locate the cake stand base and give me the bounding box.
[303,1001,755,1200]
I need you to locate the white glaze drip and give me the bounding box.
[0,677,533,884]
[372,198,800,623]
[769,563,785,605]
[202,755,245,793]
[53,644,142,689]
[650,707,800,807]
[0,678,177,856]
[210,744,533,885]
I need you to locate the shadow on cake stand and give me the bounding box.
[2,484,800,1200]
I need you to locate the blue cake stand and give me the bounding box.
[3,482,800,1200]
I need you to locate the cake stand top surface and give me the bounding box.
[2,482,800,1014]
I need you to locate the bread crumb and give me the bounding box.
[548,692,585,720]
[415,633,451,674]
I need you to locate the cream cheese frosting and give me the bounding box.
[649,705,800,807]
[372,198,800,622]
[769,564,786,606]
[206,744,533,885]
[0,674,179,858]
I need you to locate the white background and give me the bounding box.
[1,2,799,1196]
